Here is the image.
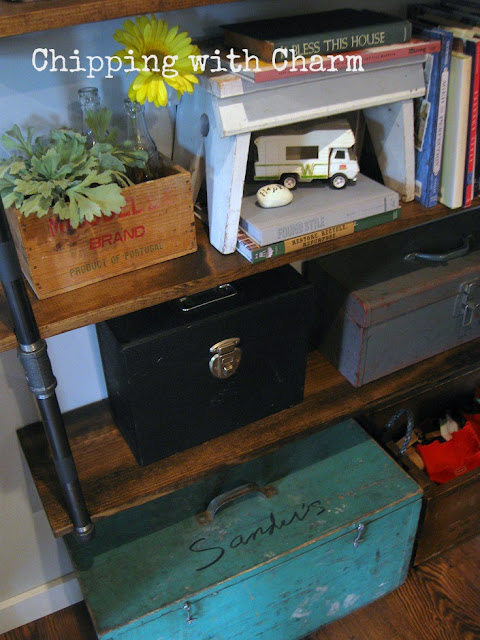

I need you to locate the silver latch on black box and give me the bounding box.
[209,338,241,379]
[454,281,480,329]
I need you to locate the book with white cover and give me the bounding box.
[239,174,399,245]
[200,55,428,99]
[439,51,472,208]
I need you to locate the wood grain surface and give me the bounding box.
[0,0,242,38]
[0,602,97,640]
[2,535,479,640]
[0,200,475,353]
[5,168,196,299]
[17,338,480,537]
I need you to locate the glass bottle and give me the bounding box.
[124,99,165,183]
[78,87,101,148]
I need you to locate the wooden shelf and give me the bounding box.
[18,338,480,537]
[0,199,476,353]
[0,0,242,39]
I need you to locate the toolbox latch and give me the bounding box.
[454,281,480,330]
[209,337,241,379]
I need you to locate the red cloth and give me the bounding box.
[417,422,480,484]
[463,412,480,441]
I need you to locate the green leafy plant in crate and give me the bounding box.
[0,108,147,229]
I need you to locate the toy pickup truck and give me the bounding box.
[254,119,359,189]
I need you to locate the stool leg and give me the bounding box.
[0,198,94,541]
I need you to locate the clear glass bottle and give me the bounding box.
[124,99,165,183]
[78,87,101,148]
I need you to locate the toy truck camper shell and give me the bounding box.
[254,119,359,189]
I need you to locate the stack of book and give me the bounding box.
[201,5,480,261]
[408,2,480,209]
[203,8,434,85]
[206,8,409,262]
[237,175,401,264]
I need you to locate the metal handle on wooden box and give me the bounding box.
[183,602,197,624]
[385,408,415,457]
[196,483,277,525]
[404,235,473,264]
[178,283,237,311]
[353,522,365,548]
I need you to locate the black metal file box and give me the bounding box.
[96,266,313,466]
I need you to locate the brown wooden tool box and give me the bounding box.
[361,366,480,566]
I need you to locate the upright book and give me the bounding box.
[410,6,480,205]
[239,174,399,246]
[222,9,412,62]
[452,32,480,207]
[413,25,453,208]
[439,51,472,208]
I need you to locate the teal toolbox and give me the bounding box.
[66,419,422,639]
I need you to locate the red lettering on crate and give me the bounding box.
[118,195,157,217]
[119,196,144,218]
[48,216,100,238]
[89,225,146,250]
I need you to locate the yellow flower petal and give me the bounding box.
[155,78,168,106]
[135,81,149,103]
[164,25,179,47]
[147,77,158,102]
[132,74,148,90]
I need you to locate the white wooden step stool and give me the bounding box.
[174,59,425,254]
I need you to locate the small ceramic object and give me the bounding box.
[256,184,294,208]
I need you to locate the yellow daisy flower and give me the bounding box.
[113,15,202,107]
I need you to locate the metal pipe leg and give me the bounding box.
[18,340,94,540]
[0,197,94,541]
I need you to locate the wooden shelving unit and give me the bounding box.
[2,0,479,542]
[0,199,472,354]
[4,6,480,640]
[19,337,480,537]
[0,0,242,38]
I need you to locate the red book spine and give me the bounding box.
[463,39,480,207]
[253,39,441,83]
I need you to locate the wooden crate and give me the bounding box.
[395,451,480,566]
[5,164,196,299]
[362,367,480,566]
[65,420,422,640]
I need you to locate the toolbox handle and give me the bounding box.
[196,483,277,525]
[384,408,415,457]
[179,284,237,312]
[404,235,473,264]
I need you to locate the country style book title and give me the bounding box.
[222,8,412,61]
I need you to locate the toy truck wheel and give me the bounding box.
[330,173,347,189]
[282,174,298,190]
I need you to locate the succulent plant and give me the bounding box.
[0,116,147,228]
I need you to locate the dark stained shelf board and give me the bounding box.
[0,0,242,39]
[0,200,475,354]
[18,338,480,537]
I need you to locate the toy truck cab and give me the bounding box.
[254,119,359,189]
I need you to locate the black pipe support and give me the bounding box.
[0,196,94,541]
